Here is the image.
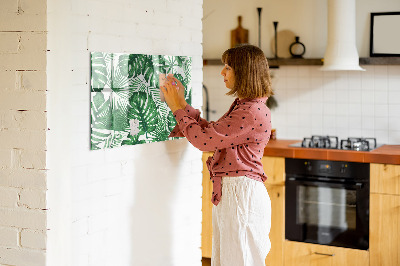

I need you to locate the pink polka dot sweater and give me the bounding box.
[169,97,271,206]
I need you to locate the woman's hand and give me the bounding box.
[161,75,187,113]
[167,74,187,108]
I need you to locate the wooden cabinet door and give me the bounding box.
[264,184,284,266]
[370,163,400,195]
[284,241,369,266]
[370,193,400,266]
[201,152,213,258]
[201,154,286,264]
[262,156,285,186]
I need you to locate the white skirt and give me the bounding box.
[212,176,271,266]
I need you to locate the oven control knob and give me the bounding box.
[304,162,312,171]
[340,164,347,174]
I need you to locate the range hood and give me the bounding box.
[320,0,365,71]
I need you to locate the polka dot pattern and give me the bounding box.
[169,97,272,206]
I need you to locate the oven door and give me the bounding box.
[285,177,369,250]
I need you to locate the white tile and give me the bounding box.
[349,128,362,137]
[388,65,400,76]
[388,76,400,91]
[336,128,349,140]
[311,88,323,101]
[374,90,388,104]
[322,70,335,78]
[388,131,400,144]
[348,71,362,90]
[298,67,311,78]
[361,103,374,116]
[310,67,324,77]
[323,103,336,115]
[375,104,389,117]
[362,116,375,130]
[323,87,336,103]
[285,66,298,77]
[348,90,362,103]
[336,115,348,128]
[389,104,400,117]
[323,115,336,129]
[361,129,375,138]
[298,77,311,89]
[311,114,324,129]
[286,77,299,89]
[374,78,388,91]
[361,74,374,91]
[374,65,388,77]
[274,66,287,77]
[310,77,324,89]
[311,102,324,113]
[336,90,349,104]
[374,117,389,130]
[388,91,400,104]
[336,103,349,116]
[388,117,400,131]
[348,116,362,129]
[311,127,324,136]
[374,130,389,144]
[362,90,375,104]
[335,72,349,90]
[348,103,362,116]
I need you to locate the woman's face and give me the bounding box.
[220,64,235,89]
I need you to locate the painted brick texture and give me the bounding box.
[46,0,203,266]
[0,0,47,265]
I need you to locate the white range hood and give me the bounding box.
[320,0,365,71]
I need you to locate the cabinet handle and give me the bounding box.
[314,252,335,257]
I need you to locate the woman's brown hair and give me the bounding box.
[221,44,273,99]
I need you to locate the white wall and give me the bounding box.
[0,0,48,265]
[203,0,400,145]
[203,0,400,58]
[47,0,203,266]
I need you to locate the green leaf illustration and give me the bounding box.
[91,52,112,92]
[90,52,192,150]
[127,92,159,139]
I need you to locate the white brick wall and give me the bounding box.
[0,0,48,265]
[47,1,203,266]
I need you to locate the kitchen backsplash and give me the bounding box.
[203,65,400,144]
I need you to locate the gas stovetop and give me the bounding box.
[289,135,382,151]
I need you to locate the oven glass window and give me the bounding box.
[297,186,356,230]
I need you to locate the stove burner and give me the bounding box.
[295,136,378,151]
[340,137,377,151]
[301,135,339,149]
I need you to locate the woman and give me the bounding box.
[161,44,273,266]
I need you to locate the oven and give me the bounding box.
[285,158,370,250]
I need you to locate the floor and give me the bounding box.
[202,257,211,266]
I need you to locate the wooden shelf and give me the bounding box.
[359,57,400,65]
[203,57,400,67]
[203,58,323,67]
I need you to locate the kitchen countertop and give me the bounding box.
[263,139,400,165]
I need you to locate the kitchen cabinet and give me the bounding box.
[284,241,369,266]
[370,163,400,195]
[370,163,400,266]
[261,156,285,266]
[201,153,286,266]
[201,152,213,258]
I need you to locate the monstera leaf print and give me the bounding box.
[90,52,192,150]
[127,92,159,139]
[91,92,113,150]
[91,52,113,92]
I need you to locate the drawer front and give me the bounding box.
[284,241,369,266]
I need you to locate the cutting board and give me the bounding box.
[231,16,249,48]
